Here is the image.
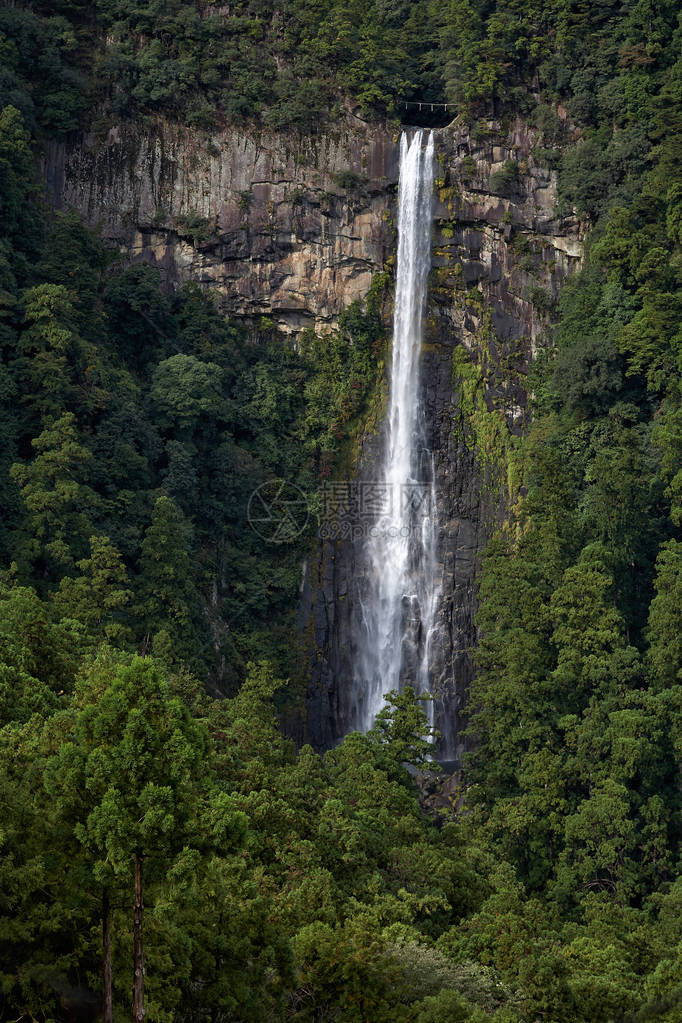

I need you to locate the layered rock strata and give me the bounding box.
[45,115,584,755]
[45,117,399,332]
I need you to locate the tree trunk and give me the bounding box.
[103,890,113,1023]
[132,853,145,1022]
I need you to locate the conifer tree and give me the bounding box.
[136,496,198,658]
[45,654,211,1022]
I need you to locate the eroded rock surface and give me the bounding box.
[45,117,399,332]
[301,119,584,755]
[45,115,583,755]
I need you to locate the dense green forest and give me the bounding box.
[2,0,682,1020]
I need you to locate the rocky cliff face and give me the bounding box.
[300,119,584,756]
[45,114,583,756]
[45,116,399,332]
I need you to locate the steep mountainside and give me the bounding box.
[45,116,398,332]
[46,113,583,754]
[5,2,682,1019]
[302,118,584,752]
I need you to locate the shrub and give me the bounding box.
[489,159,521,195]
[460,156,477,180]
[331,169,366,191]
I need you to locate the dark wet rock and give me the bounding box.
[45,115,583,758]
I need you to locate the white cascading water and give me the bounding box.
[354,128,441,734]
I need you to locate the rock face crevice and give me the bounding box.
[300,119,584,755]
[45,115,584,755]
[45,117,400,332]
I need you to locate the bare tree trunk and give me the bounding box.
[132,854,145,1022]
[103,890,113,1023]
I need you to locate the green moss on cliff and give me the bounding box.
[451,311,522,511]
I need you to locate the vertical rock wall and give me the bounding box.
[302,120,583,756]
[45,117,399,332]
[45,115,583,756]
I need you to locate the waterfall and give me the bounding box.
[352,128,441,735]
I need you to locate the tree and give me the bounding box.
[551,335,624,417]
[104,264,174,368]
[14,283,81,421]
[368,686,437,774]
[647,540,682,687]
[0,105,42,278]
[10,412,97,579]
[0,714,96,1023]
[291,917,407,1022]
[549,542,634,708]
[0,578,81,726]
[414,987,483,1023]
[44,654,212,1022]
[468,524,560,802]
[150,353,224,436]
[53,534,132,645]
[135,496,198,658]
[557,779,638,901]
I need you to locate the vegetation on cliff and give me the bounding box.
[2,0,682,1020]
[3,0,679,136]
[462,6,682,1023]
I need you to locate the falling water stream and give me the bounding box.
[353,128,441,735]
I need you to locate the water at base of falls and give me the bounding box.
[351,128,444,739]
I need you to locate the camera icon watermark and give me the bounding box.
[247,479,309,543]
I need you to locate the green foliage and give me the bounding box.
[414,988,481,1022]
[464,10,682,1017]
[299,273,389,481]
[3,0,682,137]
[489,159,520,196]
[0,0,448,133]
[459,155,477,180]
[646,540,682,687]
[174,212,214,245]
[53,535,132,644]
[332,169,367,190]
[52,654,211,880]
[368,686,438,776]
[150,353,224,433]
[3,4,682,1022]
[0,106,43,283]
[10,412,97,577]
[0,622,500,1021]
[0,125,390,685]
[0,10,86,135]
[135,495,199,658]
[551,335,624,416]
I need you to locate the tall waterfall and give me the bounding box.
[353,128,441,734]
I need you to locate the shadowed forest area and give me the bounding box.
[2,1,682,1020]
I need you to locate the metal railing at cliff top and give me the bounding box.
[404,101,451,112]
